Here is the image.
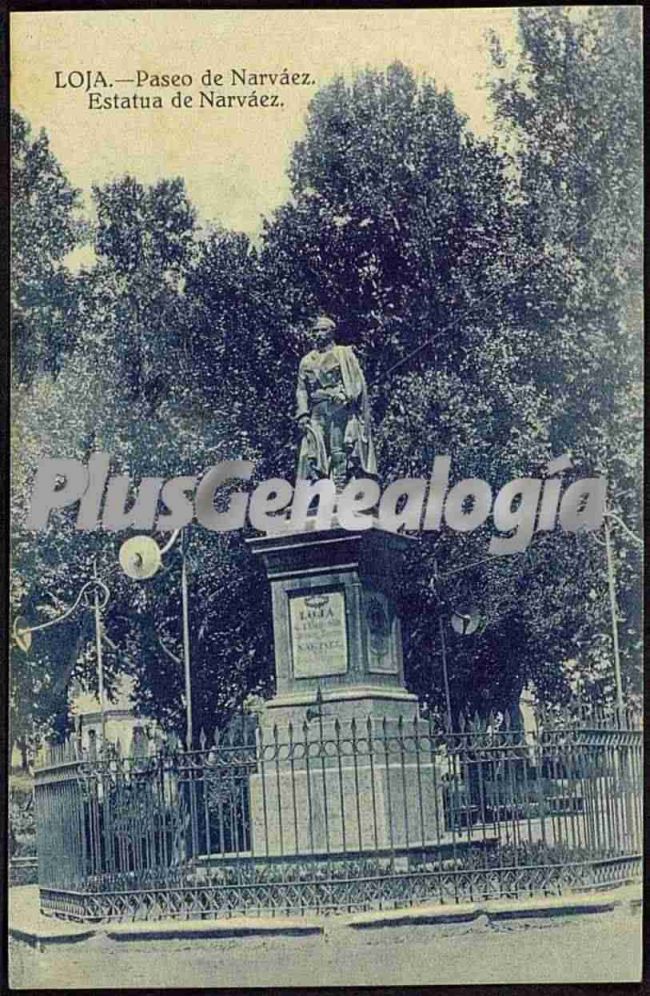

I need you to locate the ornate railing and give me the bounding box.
[34,705,642,921]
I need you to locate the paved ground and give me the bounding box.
[9,906,642,989]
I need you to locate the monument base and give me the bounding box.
[247,521,439,858]
[258,684,421,731]
[249,751,444,857]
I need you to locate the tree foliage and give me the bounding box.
[11,111,86,383]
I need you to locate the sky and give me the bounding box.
[11,8,520,240]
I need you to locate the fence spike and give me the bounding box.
[458,712,466,732]
[199,727,207,750]
[287,721,294,743]
[350,716,357,738]
[213,726,221,746]
[334,716,341,737]
[366,715,373,736]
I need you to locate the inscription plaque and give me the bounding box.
[289,589,348,677]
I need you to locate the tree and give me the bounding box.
[11,113,89,758]
[11,173,280,742]
[486,6,643,701]
[11,111,86,383]
[258,63,550,716]
[258,45,642,714]
[12,16,642,747]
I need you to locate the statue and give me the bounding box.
[295,315,377,487]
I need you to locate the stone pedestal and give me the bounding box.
[249,758,442,856]
[246,519,442,856]
[247,520,419,724]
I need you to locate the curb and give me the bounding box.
[9,926,97,951]
[9,888,641,949]
[106,920,324,942]
[343,901,618,931]
[9,916,325,949]
[341,889,640,931]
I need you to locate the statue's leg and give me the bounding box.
[329,406,349,489]
[309,406,330,480]
[343,413,363,478]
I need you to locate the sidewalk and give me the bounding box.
[8,887,324,950]
[9,882,641,950]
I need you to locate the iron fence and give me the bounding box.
[34,704,642,921]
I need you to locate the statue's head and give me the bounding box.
[307,314,337,350]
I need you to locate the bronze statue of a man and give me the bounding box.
[295,315,377,487]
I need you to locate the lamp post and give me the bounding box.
[603,511,624,715]
[180,529,193,750]
[432,559,452,730]
[430,556,486,731]
[13,566,111,743]
[90,559,109,741]
[600,501,642,715]
[588,499,642,715]
[118,527,194,749]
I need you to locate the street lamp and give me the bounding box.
[430,556,486,730]
[118,527,194,749]
[600,502,641,715]
[12,561,112,742]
